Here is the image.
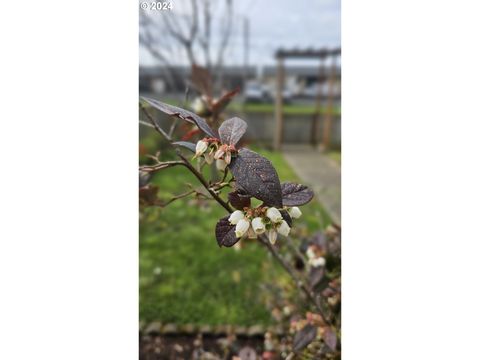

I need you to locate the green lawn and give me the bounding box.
[140,145,331,325]
[143,98,341,116]
[229,102,341,116]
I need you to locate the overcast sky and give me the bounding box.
[140,0,340,67]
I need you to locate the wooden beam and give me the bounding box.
[311,59,325,146]
[322,56,337,150]
[273,58,284,151]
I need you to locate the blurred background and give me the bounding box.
[139,1,341,357]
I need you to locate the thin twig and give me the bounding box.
[140,103,172,142]
[160,188,209,207]
[140,161,185,173]
[258,234,330,325]
[177,152,233,213]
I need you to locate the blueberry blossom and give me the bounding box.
[267,228,278,245]
[251,217,266,235]
[216,158,227,171]
[306,245,326,267]
[288,206,302,219]
[266,207,283,223]
[228,210,244,225]
[195,139,208,157]
[213,143,235,165]
[277,220,291,237]
[235,218,250,238]
[310,257,326,267]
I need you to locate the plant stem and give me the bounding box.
[258,234,329,325]
[176,153,233,213]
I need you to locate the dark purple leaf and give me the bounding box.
[218,117,247,146]
[215,216,240,247]
[141,97,217,138]
[228,190,251,210]
[280,209,292,227]
[172,141,196,153]
[310,231,327,249]
[293,324,317,352]
[139,171,151,188]
[281,182,314,206]
[309,266,325,288]
[323,326,337,351]
[229,149,282,207]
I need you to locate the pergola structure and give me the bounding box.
[273,47,341,150]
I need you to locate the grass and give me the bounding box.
[140,144,331,325]
[229,102,341,116]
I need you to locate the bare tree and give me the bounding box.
[139,0,234,92]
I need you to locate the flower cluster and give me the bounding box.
[227,206,302,244]
[306,244,326,267]
[194,138,236,171]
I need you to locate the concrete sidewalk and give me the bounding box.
[282,145,341,224]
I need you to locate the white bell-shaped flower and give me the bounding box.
[306,247,316,260]
[266,207,283,223]
[251,217,266,234]
[228,210,245,225]
[195,140,208,157]
[216,158,227,171]
[191,97,207,115]
[204,151,214,164]
[277,220,291,237]
[267,229,278,245]
[289,206,302,219]
[309,256,326,268]
[235,218,250,238]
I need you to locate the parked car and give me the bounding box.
[244,82,268,103]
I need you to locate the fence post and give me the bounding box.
[274,57,284,151]
[322,55,337,150]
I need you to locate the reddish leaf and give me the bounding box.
[218,117,247,146]
[212,88,240,113]
[181,128,201,141]
[228,190,251,210]
[191,64,213,98]
[281,182,314,206]
[229,149,282,208]
[293,324,317,352]
[142,97,217,138]
[215,216,240,247]
[139,185,159,206]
